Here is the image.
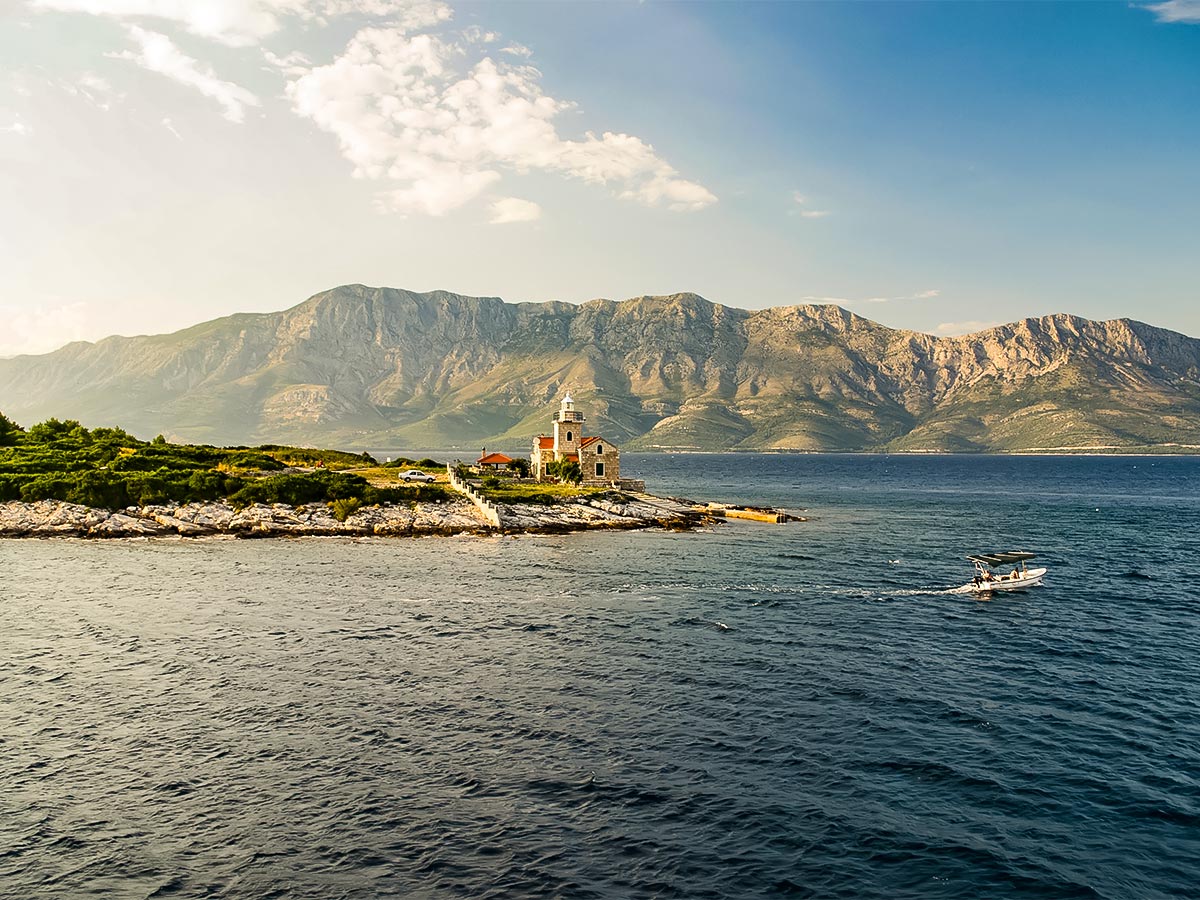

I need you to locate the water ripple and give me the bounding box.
[2,454,1199,898]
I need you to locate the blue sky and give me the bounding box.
[1,0,1197,356]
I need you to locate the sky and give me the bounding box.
[1,0,1198,357]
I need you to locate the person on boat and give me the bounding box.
[1011,569,1019,580]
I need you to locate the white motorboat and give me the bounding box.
[963,551,1046,593]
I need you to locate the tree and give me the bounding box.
[0,412,22,446]
[27,418,83,444]
[508,457,531,478]
[546,459,581,484]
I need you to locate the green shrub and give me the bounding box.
[0,474,30,501]
[330,497,363,521]
[20,475,74,502]
[257,445,375,469]
[546,459,582,484]
[223,450,285,471]
[26,418,85,444]
[362,484,452,505]
[184,470,242,501]
[0,412,22,447]
[66,470,132,509]
[230,471,370,507]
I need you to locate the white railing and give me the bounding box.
[446,464,503,528]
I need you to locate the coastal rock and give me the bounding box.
[89,513,167,537]
[345,504,414,535]
[0,500,103,536]
[497,494,703,533]
[411,499,490,533]
[0,492,709,539]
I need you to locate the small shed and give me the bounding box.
[476,451,514,471]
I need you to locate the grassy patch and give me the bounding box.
[255,445,376,469]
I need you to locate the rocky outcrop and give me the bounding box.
[3,285,1198,451]
[498,493,703,533]
[0,495,705,539]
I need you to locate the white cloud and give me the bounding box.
[286,26,716,216]
[792,191,829,219]
[27,0,453,46]
[1143,0,1200,23]
[376,168,500,215]
[315,0,450,28]
[62,71,121,110]
[1,116,32,137]
[0,301,91,357]
[30,0,298,46]
[801,289,940,305]
[462,25,497,44]
[489,196,541,224]
[262,47,312,74]
[109,25,260,122]
[931,320,1001,336]
[161,116,182,139]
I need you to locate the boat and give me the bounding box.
[963,551,1047,593]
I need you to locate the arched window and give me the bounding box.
[566,431,573,442]
[596,444,603,454]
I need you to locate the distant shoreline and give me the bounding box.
[408,447,1200,458]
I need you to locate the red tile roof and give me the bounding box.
[537,436,554,450]
[477,452,513,465]
[580,436,601,448]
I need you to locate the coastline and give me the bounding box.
[0,494,709,539]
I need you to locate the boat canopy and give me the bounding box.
[967,551,1038,567]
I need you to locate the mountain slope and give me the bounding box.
[2,285,1199,451]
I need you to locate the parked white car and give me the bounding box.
[399,470,436,483]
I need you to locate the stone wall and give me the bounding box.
[446,465,503,528]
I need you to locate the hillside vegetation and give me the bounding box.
[2,286,1199,452]
[0,413,450,510]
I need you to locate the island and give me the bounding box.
[0,410,711,539]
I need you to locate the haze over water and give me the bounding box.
[3,454,1198,898]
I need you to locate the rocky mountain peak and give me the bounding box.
[1,285,1197,452]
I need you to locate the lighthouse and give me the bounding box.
[552,392,585,455]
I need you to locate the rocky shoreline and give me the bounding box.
[0,494,708,539]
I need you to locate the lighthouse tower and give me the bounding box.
[552,392,584,455]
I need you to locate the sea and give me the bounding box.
[2,453,1198,899]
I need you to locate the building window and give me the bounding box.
[596,444,603,454]
[596,462,605,478]
[566,431,573,442]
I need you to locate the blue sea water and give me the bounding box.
[2,454,1199,899]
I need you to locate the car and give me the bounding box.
[399,469,436,483]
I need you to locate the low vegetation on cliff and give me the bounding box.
[0,413,450,510]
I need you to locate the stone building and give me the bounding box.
[531,394,620,485]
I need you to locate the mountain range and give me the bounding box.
[3,285,1200,453]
